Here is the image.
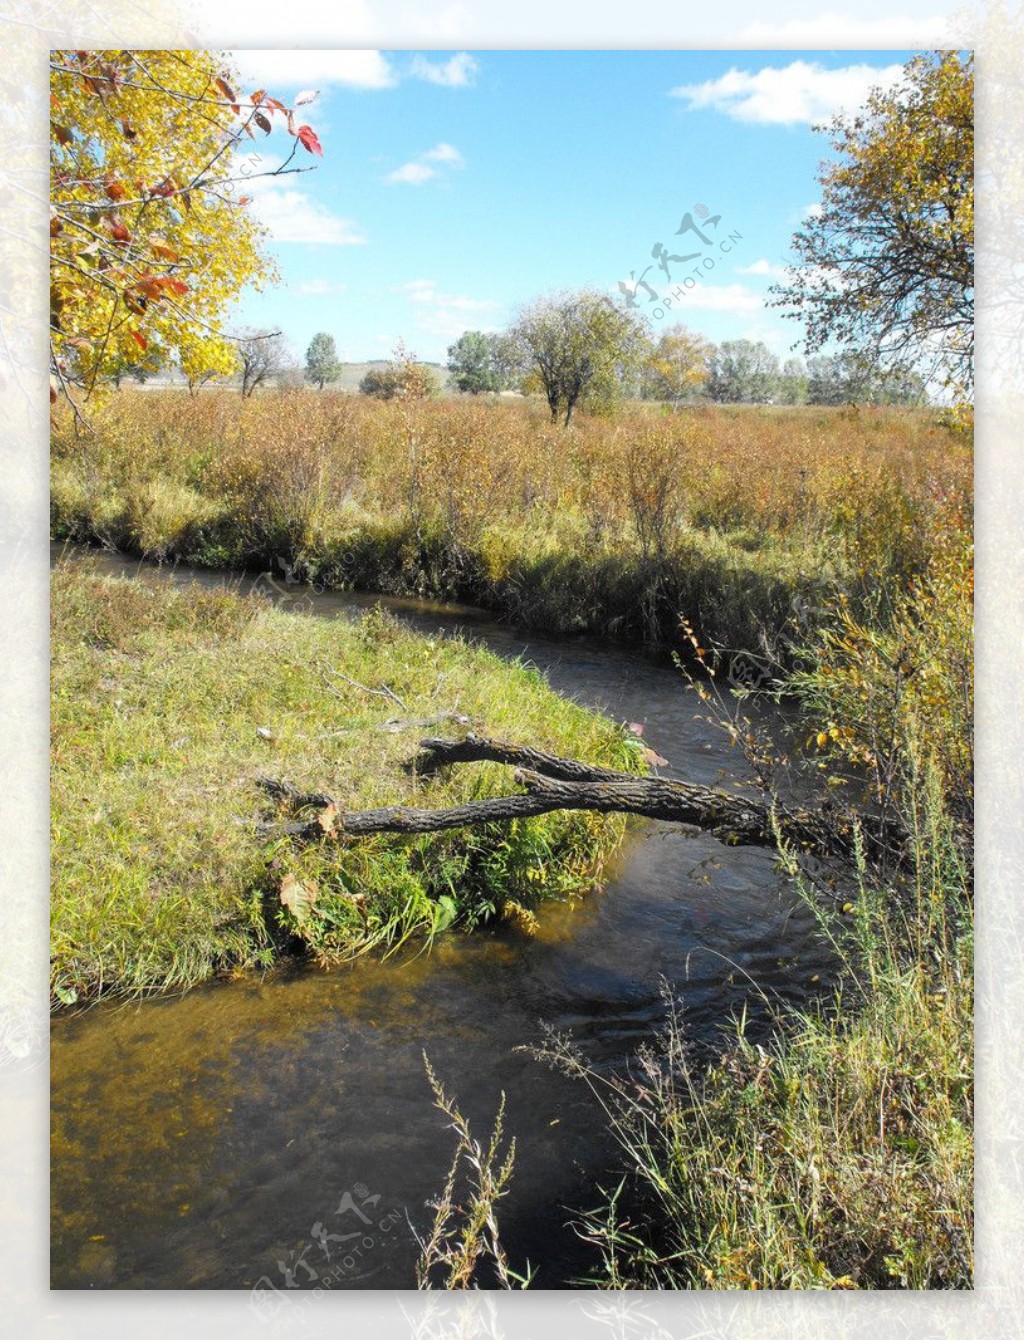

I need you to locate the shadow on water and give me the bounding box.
[50,545,836,1289]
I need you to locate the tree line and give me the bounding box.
[51,50,970,418]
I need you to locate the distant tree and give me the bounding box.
[305,332,342,390]
[807,351,929,406]
[770,51,973,396]
[776,356,809,405]
[489,332,529,393]
[107,353,160,389]
[238,330,290,398]
[508,290,649,426]
[875,365,929,407]
[641,326,712,403]
[359,341,441,400]
[182,366,226,397]
[180,340,238,396]
[447,331,506,394]
[707,340,779,403]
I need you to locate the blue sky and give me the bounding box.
[228,48,917,365]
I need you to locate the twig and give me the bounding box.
[322,663,408,711]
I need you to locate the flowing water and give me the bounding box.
[50,547,836,1290]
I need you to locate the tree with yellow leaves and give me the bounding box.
[642,326,713,404]
[771,51,973,397]
[49,50,323,404]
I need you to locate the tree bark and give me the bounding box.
[258,734,887,861]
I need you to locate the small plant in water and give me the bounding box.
[414,1054,534,1289]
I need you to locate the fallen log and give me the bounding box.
[258,734,893,862]
[407,731,640,782]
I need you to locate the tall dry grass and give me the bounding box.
[51,391,972,651]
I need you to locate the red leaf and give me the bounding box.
[254,110,271,134]
[149,236,180,262]
[286,109,296,136]
[121,119,137,140]
[297,124,322,156]
[130,328,147,351]
[105,180,127,202]
[238,195,251,205]
[251,88,265,104]
[216,76,236,103]
[136,275,165,301]
[263,97,287,113]
[54,124,72,146]
[109,218,131,244]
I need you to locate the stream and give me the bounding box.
[50,546,836,1291]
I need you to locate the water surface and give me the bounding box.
[51,547,834,1289]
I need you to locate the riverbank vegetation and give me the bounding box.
[50,391,970,654]
[50,561,637,1005]
[529,518,974,1290]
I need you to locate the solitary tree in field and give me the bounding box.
[770,51,973,396]
[447,331,504,394]
[239,330,290,397]
[305,332,342,389]
[507,291,649,426]
[49,50,324,407]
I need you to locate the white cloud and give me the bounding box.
[234,49,397,91]
[385,142,465,185]
[423,142,464,166]
[409,52,478,87]
[394,279,493,312]
[735,259,788,278]
[670,59,904,125]
[393,279,497,341]
[803,202,824,219]
[293,279,349,295]
[255,190,366,244]
[386,162,438,185]
[738,13,952,46]
[241,160,366,244]
[669,283,765,314]
[396,279,440,304]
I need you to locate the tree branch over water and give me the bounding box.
[257,733,895,863]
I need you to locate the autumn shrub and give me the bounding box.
[538,504,974,1290]
[51,392,971,652]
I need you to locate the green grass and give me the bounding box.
[51,562,638,1005]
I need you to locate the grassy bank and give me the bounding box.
[51,562,638,1005]
[538,522,973,1289]
[50,391,971,651]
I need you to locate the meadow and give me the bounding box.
[50,389,974,1288]
[51,390,971,658]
